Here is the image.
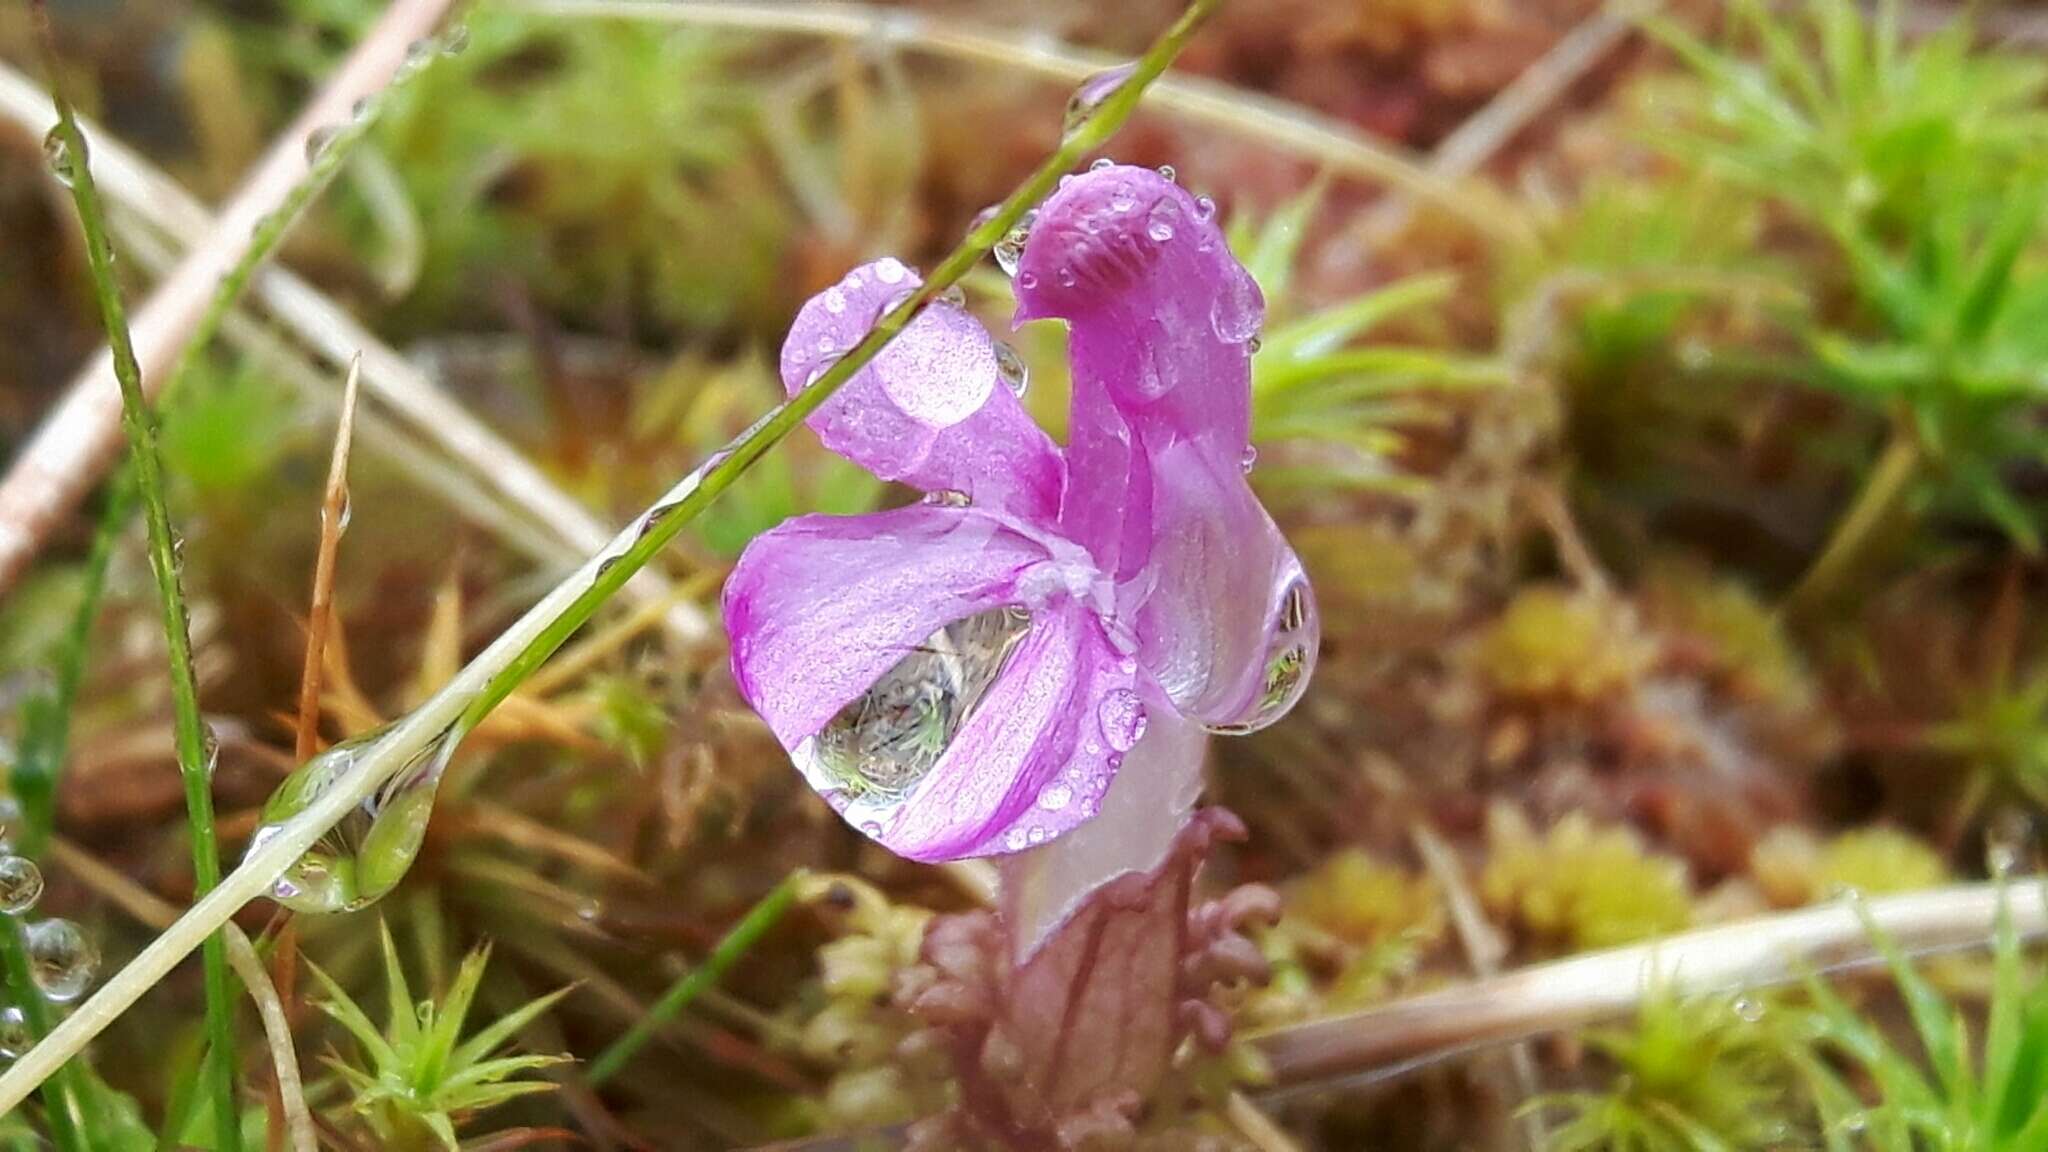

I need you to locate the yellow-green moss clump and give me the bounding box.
[1472,586,1659,705]
[1288,848,1447,947]
[1482,807,1692,952]
[1641,564,1818,716]
[1750,826,1948,908]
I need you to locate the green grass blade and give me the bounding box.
[35,26,243,1148]
[585,871,804,1086]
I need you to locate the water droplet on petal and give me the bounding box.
[1067,63,1137,132]
[1156,164,1177,183]
[1145,199,1178,243]
[1017,271,1040,290]
[0,857,42,915]
[823,287,848,315]
[25,918,96,1002]
[0,1007,28,1058]
[1210,268,1263,346]
[921,489,970,508]
[1027,826,1048,845]
[1109,186,1137,214]
[794,607,1032,835]
[1097,688,1147,752]
[1203,575,1318,736]
[1038,783,1072,811]
[250,721,465,914]
[1247,335,1263,354]
[42,127,80,188]
[1089,157,1115,172]
[1057,266,1077,288]
[1241,444,1259,474]
[874,257,909,285]
[1006,827,1029,851]
[938,284,967,309]
[1194,195,1217,221]
[994,342,1029,397]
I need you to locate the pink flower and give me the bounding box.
[724,166,1317,951]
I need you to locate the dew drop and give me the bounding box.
[250,721,465,914]
[1987,808,2033,877]
[1057,266,1077,288]
[1202,574,1318,736]
[304,125,339,165]
[874,257,909,285]
[1241,444,1259,473]
[1017,271,1039,290]
[816,334,837,355]
[25,918,96,1002]
[0,857,41,915]
[994,342,1029,397]
[794,607,1032,831]
[1006,828,1029,851]
[1157,164,1177,183]
[351,96,373,123]
[1145,199,1178,243]
[42,127,80,188]
[1194,195,1217,221]
[861,821,884,838]
[1109,186,1137,214]
[993,209,1038,277]
[1209,268,1264,346]
[1027,826,1048,845]
[1247,335,1263,354]
[823,287,848,315]
[1066,63,1137,133]
[1097,689,1147,752]
[1039,783,1072,812]
[1089,157,1116,172]
[440,23,471,56]
[403,36,436,70]
[0,1007,27,1059]
[1733,996,1766,1023]
[938,284,967,309]
[921,489,970,508]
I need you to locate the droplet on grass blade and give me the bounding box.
[25,918,96,1002]
[0,857,42,915]
[249,721,465,914]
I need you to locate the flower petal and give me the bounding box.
[1014,166,1315,731]
[881,599,1139,862]
[723,503,1052,749]
[1013,165,1262,470]
[1133,437,1319,731]
[998,685,1205,959]
[783,260,1063,519]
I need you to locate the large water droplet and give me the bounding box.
[938,284,967,310]
[250,722,464,914]
[993,209,1039,277]
[1203,575,1319,736]
[1156,164,1177,183]
[1089,157,1115,173]
[0,857,43,915]
[1097,688,1147,752]
[994,342,1029,397]
[1210,268,1263,346]
[42,127,81,189]
[25,918,96,1002]
[793,606,1032,838]
[1066,64,1137,133]
[0,1007,28,1058]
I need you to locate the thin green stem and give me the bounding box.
[165,24,462,407]
[35,16,244,1150]
[0,0,1218,1114]
[14,474,132,856]
[586,872,806,1086]
[0,921,89,1151]
[1785,421,1924,614]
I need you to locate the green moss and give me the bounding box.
[1482,807,1692,953]
[1473,587,1659,706]
[1752,826,1949,908]
[1539,983,1797,1152]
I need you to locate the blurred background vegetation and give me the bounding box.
[1,0,2047,1148]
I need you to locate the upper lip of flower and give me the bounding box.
[722,162,1315,868]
